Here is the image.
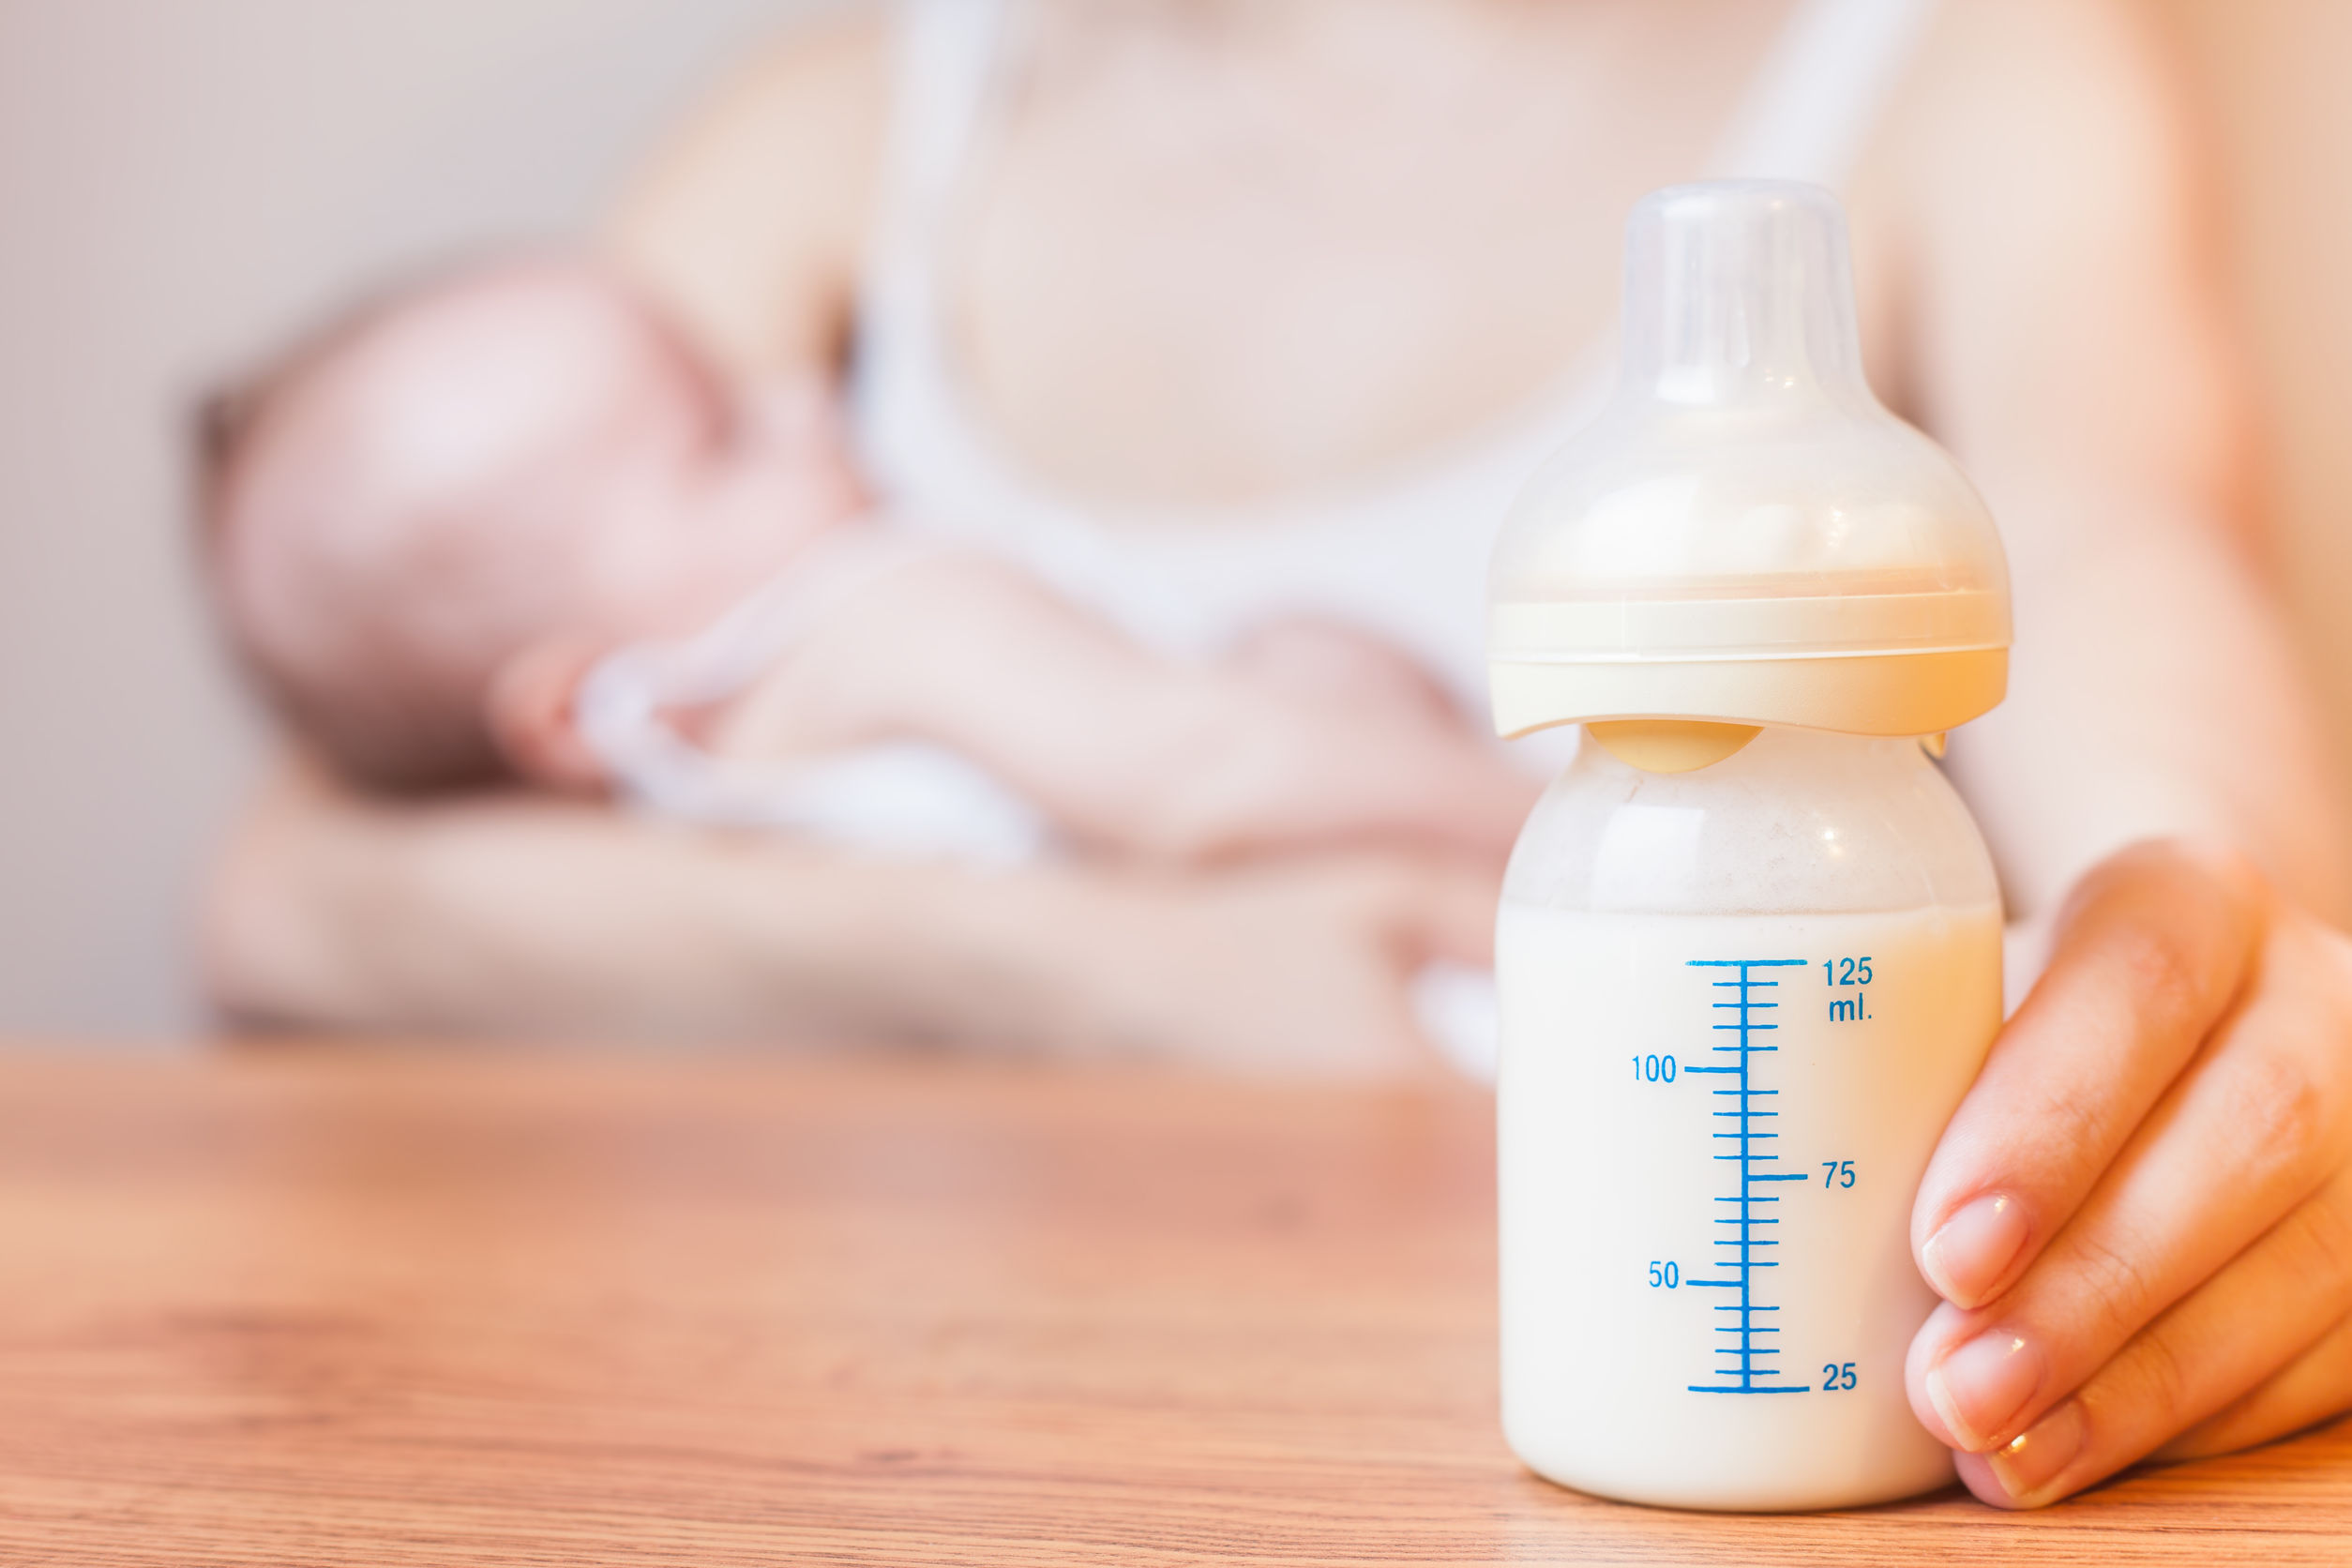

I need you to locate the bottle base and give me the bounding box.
[1511,1442,1959,1514]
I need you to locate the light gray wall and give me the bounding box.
[0,0,818,1037]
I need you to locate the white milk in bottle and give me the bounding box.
[1485,182,2013,1511]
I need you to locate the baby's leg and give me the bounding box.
[743,556,1541,860]
[708,552,1534,862]
[1225,616,1461,722]
[707,552,1251,848]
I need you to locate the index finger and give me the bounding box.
[1909,839,2265,1312]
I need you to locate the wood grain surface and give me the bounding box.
[0,1047,2344,1564]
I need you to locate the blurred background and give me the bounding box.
[0,0,2346,1037]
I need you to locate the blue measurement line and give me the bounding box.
[1684,958,1810,1395]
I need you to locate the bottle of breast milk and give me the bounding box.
[1487,181,2012,1512]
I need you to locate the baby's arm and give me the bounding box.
[703,551,1535,863]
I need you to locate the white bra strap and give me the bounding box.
[1707,0,1941,185]
[867,0,1007,309]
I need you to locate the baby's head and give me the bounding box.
[199,257,860,791]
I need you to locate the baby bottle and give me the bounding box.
[1488,182,2011,1512]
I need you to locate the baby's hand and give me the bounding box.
[1905,840,2352,1505]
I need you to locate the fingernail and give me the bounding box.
[1986,1399,2088,1502]
[1922,1193,2030,1307]
[1925,1331,2045,1451]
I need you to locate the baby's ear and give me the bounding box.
[485,637,611,792]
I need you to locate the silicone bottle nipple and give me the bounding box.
[1487,181,2011,745]
[1621,177,1875,415]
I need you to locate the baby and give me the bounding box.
[199,257,1534,867]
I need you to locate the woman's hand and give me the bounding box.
[1905,838,2352,1506]
[1061,848,1500,1078]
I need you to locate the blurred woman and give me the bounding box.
[204,0,2352,1504]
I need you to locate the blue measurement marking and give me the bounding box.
[1683,959,1810,1395]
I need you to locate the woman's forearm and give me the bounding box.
[200,761,1503,1073]
[1890,0,2346,928]
[200,761,1156,1044]
[1947,490,2346,927]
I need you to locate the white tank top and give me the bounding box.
[852,0,1943,712]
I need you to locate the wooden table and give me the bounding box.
[0,1048,2344,1564]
